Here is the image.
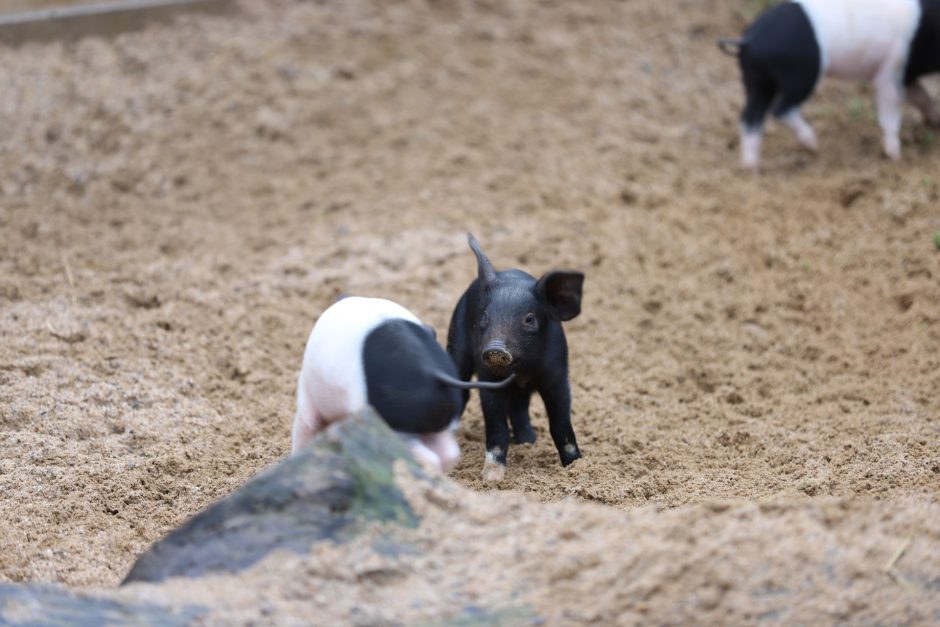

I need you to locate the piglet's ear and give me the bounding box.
[536,271,584,321]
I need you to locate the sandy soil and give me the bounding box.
[0,0,938,616]
[115,462,940,625]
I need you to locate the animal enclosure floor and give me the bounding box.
[0,0,938,619]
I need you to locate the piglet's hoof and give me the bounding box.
[513,427,537,445]
[560,443,582,467]
[482,459,506,483]
[883,139,902,161]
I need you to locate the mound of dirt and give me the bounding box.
[0,0,938,621]
[5,412,939,625]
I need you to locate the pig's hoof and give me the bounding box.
[884,140,902,161]
[741,159,760,175]
[482,459,506,483]
[799,135,818,152]
[513,428,537,445]
[560,444,582,467]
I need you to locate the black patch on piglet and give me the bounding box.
[905,0,940,85]
[363,319,462,435]
[734,2,821,132]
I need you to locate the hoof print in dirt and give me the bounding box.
[123,408,421,584]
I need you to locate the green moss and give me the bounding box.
[426,606,540,627]
[322,410,420,528]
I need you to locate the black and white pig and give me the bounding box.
[291,296,514,472]
[447,234,584,483]
[720,0,940,170]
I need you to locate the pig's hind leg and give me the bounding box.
[738,63,776,171]
[508,387,537,444]
[418,429,461,473]
[767,54,820,155]
[406,437,445,472]
[739,62,818,169]
[768,48,819,153]
[290,387,323,455]
[778,108,818,152]
[738,1,820,170]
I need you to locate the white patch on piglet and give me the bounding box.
[419,426,461,472]
[401,426,461,474]
[779,110,819,151]
[797,0,921,81]
[741,127,763,172]
[798,0,920,160]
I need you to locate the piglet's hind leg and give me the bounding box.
[508,388,537,444]
[406,438,445,473]
[418,430,461,473]
[779,109,818,152]
[291,410,320,455]
[290,390,323,455]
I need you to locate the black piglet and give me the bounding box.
[447,233,584,482]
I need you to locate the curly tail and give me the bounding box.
[717,37,746,56]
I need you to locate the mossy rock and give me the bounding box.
[122,408,421,584]
[0,582,204,626]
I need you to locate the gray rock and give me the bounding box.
[0,582,204,626]
[0,409,538,625]
[122,408,420,584]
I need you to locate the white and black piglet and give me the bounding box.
[291,296,514,472]
[447,234,584,483]
[720,0,940,170]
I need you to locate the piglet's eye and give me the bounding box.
[480,313,489,328]
[522,312,538,331]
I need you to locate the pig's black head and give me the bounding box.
[467,234,584,376]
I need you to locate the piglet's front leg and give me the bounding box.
[539,380,581,467]
[480,389,511,483]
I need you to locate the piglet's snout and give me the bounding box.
[482,341,513,368]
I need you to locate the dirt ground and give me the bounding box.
[0,0,938,617]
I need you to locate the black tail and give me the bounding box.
[717,37,745,56]
[435,371,516,390]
